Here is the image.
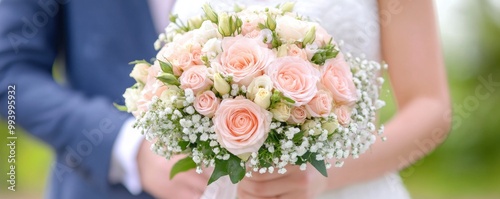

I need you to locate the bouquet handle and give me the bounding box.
[201,176,237,199]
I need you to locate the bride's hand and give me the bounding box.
[237,165,328,199]
[137,140,212,199]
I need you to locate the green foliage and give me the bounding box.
[169,156,197,180]
[159,60,174,75]
[303,152,328,177]
[113,102,127,112]
[156,73,180,86]
[311,41,338,65]
[208,154,245,185]
[128,59,150,65]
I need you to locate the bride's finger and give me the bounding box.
[237,188,279,199]
[238,177,294,197]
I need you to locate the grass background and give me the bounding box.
[1,0,500,198]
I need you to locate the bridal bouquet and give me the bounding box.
[120,2,386,189]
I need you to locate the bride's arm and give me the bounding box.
[326,0,451,190]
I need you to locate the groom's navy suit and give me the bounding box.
[0,0,159,198]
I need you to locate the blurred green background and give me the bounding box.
[1,0,500,198]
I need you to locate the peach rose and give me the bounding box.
[175,50,195,72]
[135,63,168,115]
[288,106,308,124]
[305,89,333,117]
[241,21,259,36]
[277,44,307,60]
[266,56,319,106]
[156,43,182,76]
[313,23,333,47]
[213,97,273,157]
[179,65,213,94]
[334,105,352,126]
[216,35,274,86]
[287,44,308,60]
[191,46,204,65]
[194,90,220,118]
[321,53,357,105]
[142,62,167,100]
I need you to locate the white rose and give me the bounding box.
[159,85,181,106]
[270,102,291,122]
[301,120,322,136]
[195,20,221,43]
[246,75,273,100]
[322,120,339,135]
[123,87,141,113]
[275,15,313,43]
[202,38,222,59]
[130,63,149,83]
[254,88,272,109]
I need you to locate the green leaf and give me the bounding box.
[159,60,174,74]
[308,153,328,177]
[282,96,296,104]
[271,31,282,48]
[129,59,150,65]
[157,73,180,86]
[310,43,340,65]
[227,155,245,184]
[178,141,190,151]
[258,23,267,30]
[170,156,197,180]
[208,158,229,185]
[271,90,281,104]
[292,131,305,143]
[113,103,128,112]
[259,158,273,168]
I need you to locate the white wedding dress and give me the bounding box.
[171,0,411,198]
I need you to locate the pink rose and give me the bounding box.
[216,35,274,86]
[334,105,352,126]
[194,90,220,118]
[157,43,183,76]
[287,44,308,60]
[213,97,272,156]
[321,53,357,105]
[313,23,333,47]
[305,89,333,117]
[179,65,213,94]
[266,56,319,106]
[175,51,195,72]
[244,30,261,39]
[288,106,308,124]
[190,46,204,65]
[134,99,149,117]
[136,62,168,115]
[241,21,259,36]
[143,62,168,100]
